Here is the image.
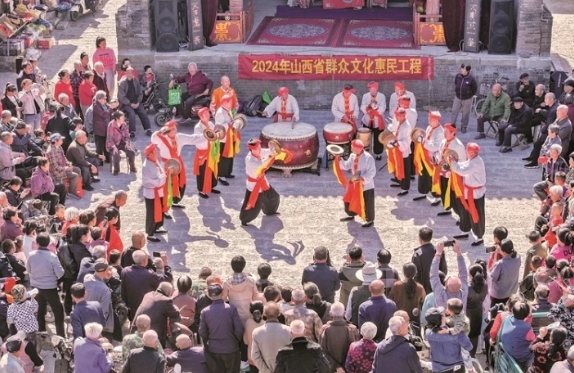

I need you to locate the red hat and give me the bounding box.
[343,84,355,93]
[351,139,364,149]
[144,143,158,157]
[367,81,378,89]
[395,82,405,90]
[163,120,177,130]
[221,94,233,104]
[466,142,481,154]
[429,111,441,120]
[444,123,457,133]
[247,138,261,150]
[198,107,210,117]
[278,87,289,95]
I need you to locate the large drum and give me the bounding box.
[323,122,354,145]
[260,122,319,170]
[356,128,372,151]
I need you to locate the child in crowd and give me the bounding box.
[88,227,108,254]
[256,262,274,292]
[550,228,574,263]
[13,236,25,264]
[544,203,564,247]
[279,286,294,314]
[545,255,558,279]
[191,267,212,298]
[49,204,65,234]
[109,249,123,275]
[440,298,473,372]
[33,129,47,150]
[520,255,543,301]
[23,200,47,221]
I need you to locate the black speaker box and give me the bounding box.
[488,0,514,55]
[154,0,179,53]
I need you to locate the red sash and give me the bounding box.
[338,155,366,219]
[462,184,483,223]
[158,133,186,198]
[246,175,270,210]
[273,99,294,122]
[343,97,357,132]
[387,121,405,180]
[432,139,453,194]
[153,186,167,223]
[366,96,385,130]
[193,148,214,194]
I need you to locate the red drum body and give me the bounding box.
[323,122,354,145]
[260,122,319,169]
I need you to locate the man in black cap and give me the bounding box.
[498,97,533,153]
[515,73,535,106]
[559,80,574,105]
[451,64,477,134]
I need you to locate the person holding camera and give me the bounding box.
[489,238,521,307]
[431,240,468,310]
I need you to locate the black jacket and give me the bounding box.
[1,96,22,118]
[508,104,533,129]
[6,253,26,281]
[4,188,22,208]
[45,114,74,151]
[77,256,95,283]
[69,242,91,271]
[133,290,180,346]
[0,253,14,279]
[57,241,79,279]
[515,81,536,106]
[0,296,9,339]
[274,337,331,373]
[371,335,423,373]
[454,73,478,100]
[540,102,559,135]
[122,346,165,373]
[411,243,447,294]
[120,247,155,270]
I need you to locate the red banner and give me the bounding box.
[238,54,434,80]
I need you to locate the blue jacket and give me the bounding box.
[10,131,42,156]
[372,335,423,373]
[73,337,112,373]
[71,300,105,340]
[426,327,473,372]
[358,295,396,342]
[199,299,243,354]
[27,247,64,289]
[301,263,341,303]
[166,347,207,373]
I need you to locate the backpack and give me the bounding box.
[244,95,263,117]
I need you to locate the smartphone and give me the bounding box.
[152,252,161,258]
[443,240,454,247]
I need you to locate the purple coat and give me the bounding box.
[30,168,55,197]
[92,102,110,137]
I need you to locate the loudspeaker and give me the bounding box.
[488,0,514,55]
[153,0,179,53]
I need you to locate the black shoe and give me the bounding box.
[145,130,152,136]
[219,179,229,186]
[461,127,467,134]
[391,178,399,183]
[471,238,484,246]
[431,199,441,206]
[198,192,208,199]
[475,133,486,140]
[437,210,452,216]
[265,212,280,216]
[495,141,502,146]
[524,162,539,169]
[155,228,168,234]
[413,195,427,201]
[398,190,409,196]
[390,184,401,188]
[91,177,101,183]
[453,233,469,239]
[84,185,94,191]
[522,157,532,161]
[211,189,221,194]
[130,132,135,138]
[171,203,185,209]
[147,236,160,242]
[227,175,235,179]
[340,216,354,222]
[241,221,249,226]
[376,155,382,160]
[410,176,415,180]
[362,221,374,228]
[455,220,460,226]
[163,213,172,220]
[500,147,512,153]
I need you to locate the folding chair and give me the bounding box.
[485,120,499,139]
[511,134,530,150]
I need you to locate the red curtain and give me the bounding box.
[201,0,218,46]
[442,0,466,51]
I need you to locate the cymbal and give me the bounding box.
[443,149,459,162]
[326,144,344,156]
[232,114,248,131]
[268,139,282,153]
[203,128,217,141]
[411,127,425,142]
[213,124,226,140]
[378,130,397,149]
[166,158,182,175]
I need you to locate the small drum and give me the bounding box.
[356,128,372,151]
[260,122,319,170]
[323,122,354,145]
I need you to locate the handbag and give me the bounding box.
[167,87,182,106]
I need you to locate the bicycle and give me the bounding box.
[472,73,511,117]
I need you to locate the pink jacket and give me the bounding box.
[92,48,117,72]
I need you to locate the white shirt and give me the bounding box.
[193,120,215,150]
[450,156,487,199]
[264,95,300,122]
[332,92,359,122]
[245,148,274,191]
[423,126,445,156]
[339,151,376,190]
[389,90,417,112]
[360,92,386,126]
[392,107,417,127]
[142,159,167,199]
[151,131,204,160]
[438,137,466,177]
[387,119,412,158]
[214,107,233,143]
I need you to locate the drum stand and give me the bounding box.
[268,159,321,176]
[322,142,351,170]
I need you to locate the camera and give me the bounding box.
[443,240,454,247]
[485,245,497,253]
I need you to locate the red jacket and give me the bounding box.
[105,224,123,258]
[54,81,75,107]
[79,81,97,106]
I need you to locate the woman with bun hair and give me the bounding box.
[53,69,75,108]
[388,262,426,321]
[466,262,488,357]
[304,282,332,324]
[528,326,567,373]
[243,300,264,372]
[1,83,22,118]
